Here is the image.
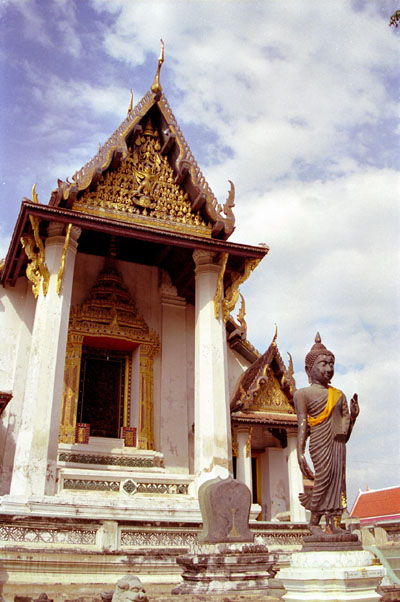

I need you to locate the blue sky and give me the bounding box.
[0,0,399,508]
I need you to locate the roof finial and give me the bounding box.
[128,89,133,114]
[287,352,294,379]
[272,323,278,346]
[32,183,39,203]
[151,39,165,99]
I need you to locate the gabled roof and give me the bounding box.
[230,331,296,422]
[49,82,235,240]
[350,486,400,523]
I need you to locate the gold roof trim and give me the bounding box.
[157,95,235,236]
[50,90,156,204]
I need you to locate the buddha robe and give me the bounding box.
[295,384,351,514]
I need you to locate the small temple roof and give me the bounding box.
[230,329,297,426]
[350,486,400,524]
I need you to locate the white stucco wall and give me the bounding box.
[186,303,195,474]
[261,447,290,520]
[227,346,252,400]
[0,278,35,493]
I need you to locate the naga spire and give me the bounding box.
[128,88,133,114]
[32,183,39,203]
[272,323,278,347]
[151,39,165,99]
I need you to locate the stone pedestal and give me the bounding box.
[278,550,386,602]
[172,543,274,595]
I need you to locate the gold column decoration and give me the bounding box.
[214,252,228,318]
[138,344,157,450]
[245,427,253,458]
[59,333,84,443]
[56,224,72,295]
[232,428,238,458]
[222,257,261,322]
[21,214,50,299]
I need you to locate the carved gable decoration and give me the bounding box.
[72,120,212,238]
[69,260,159,349]
[231,340,296,416]
[246,365,294,414]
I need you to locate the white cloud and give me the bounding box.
[1,0,83,56]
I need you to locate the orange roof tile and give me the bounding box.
[350,486,400,520]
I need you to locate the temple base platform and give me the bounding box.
[277,550,386,602]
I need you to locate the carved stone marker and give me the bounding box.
[198,476,254,543]
[173,476,274,595]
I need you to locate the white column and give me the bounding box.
[159,272,189,473]
[10,223,81,497]
[236,426,252,492]
[193,250,231,486]
[287,430,307,522]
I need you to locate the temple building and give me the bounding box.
[0,54,306,592]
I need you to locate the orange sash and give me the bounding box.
[308,386,342,427]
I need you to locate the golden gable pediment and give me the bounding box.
[72,120,212,238]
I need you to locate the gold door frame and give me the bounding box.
[59,266,160,449]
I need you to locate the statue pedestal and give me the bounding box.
[172,543,274,595]
[277,550,386,602]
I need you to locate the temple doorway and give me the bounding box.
[77,348,126,438]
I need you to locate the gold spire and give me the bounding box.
[151,39,165,98]
[32,184,39,203]
[128,88,133,114]
[272,323,278,346]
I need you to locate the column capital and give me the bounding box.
[70,225,82,242]
[193,249,215,267]
[47,222,64,237]
[234,424,252,435]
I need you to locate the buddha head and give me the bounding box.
[305,332,335,385]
